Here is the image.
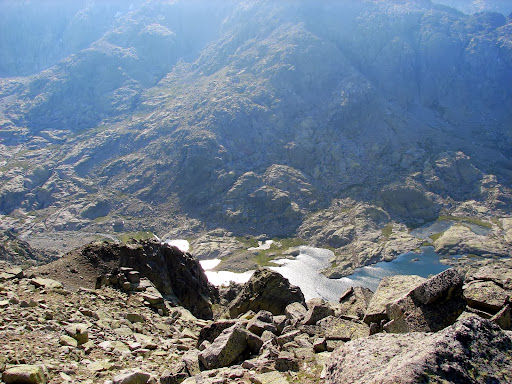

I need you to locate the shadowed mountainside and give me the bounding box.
[0,0,511,263]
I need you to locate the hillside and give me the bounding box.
[0,0,511,271]
[0,241,511,383]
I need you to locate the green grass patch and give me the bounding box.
[118,231,155,243]
[92,215,109,223]
[250,237,305,267]
[429,231,445,242]
[252,251,280,267]
[381,223,393,239]
[272,237,305,249]
[437,215,492,229]
[236,236,259,249]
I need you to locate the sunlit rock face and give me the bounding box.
[0,0,511,241]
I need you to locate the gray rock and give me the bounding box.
[228,268,305,318]
[260,330,277,343]
[65,323,89,345]
[159,370,188,384]
[246,310,277,336]
[2,365,47,384]
[273,315,287,334]
[469,260,512,290]
[276,330,301,347]
[325,316,512,384]
[313,337,327,353]
[274,351,299,372]
[127,271,140,284]
[317,316,369,341]
[245,330,264,354]
[409,268,463,305]
[363,275,426,325]
[338,286,373,320]
[59,335,78,348]
[284,302,308,324]
[113,370,151,384]
[250,371,289,384]
[182,350,201,376]
[126,313,145,323]
[464,280,509,314]
[77,240,217,319]
[197,319,239,346]
[198,324,256,369]
[302,302,335,325]
[491,304,511,330]
[30,277,63,290]
[384,269,465,333]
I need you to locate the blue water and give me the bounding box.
[346,247,450,292]
[271,246,450,302]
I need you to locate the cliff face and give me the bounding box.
[0,0,511,242]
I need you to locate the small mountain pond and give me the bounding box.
[172,219,492,302]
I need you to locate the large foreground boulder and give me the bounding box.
[384,268,465,333]
[363,275,426,326]
[227,268,305,318]
[463,259,512,329]
[198,324,263,370]
[338,286,374,320]
[2,365,47,384]
[325,316,512,384]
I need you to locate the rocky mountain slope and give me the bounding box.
[0,241,511,383]
[0,0,511,270]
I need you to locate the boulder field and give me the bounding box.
[0,240,511,383]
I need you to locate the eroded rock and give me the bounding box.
[227,268,305,318]
[2,365,47,384]
[325,316,512,384]
[384,269,465,333]
[363,275,426,326]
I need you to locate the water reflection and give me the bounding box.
[271,246,450,301]
[198,245,452,302]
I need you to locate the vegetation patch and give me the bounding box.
[252,251,280,268]
[437,215,492,229]
[250,237,305,267]
[429,232,445,242]
[118,231,155,243]
[381,223,393,239]
[235,236,259,249]
[92,215,109,223]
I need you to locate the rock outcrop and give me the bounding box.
[227,268,306,318]
[36,240,217,319]
[384,269,465,333]
[462,258,512,328]
[363,275,426,327]
[325,316,512,384]
[434,224,510,257]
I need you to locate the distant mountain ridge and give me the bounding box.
[0,0,511,252]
